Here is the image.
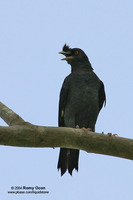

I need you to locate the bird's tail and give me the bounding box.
[57,148,79,176]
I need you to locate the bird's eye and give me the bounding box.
[74,50,79,55]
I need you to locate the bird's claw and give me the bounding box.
[81,127,92,133]
[107,133,118,136]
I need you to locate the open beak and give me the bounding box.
[59,51,73,61]
[59,51,71,55]
[61,56,73,61]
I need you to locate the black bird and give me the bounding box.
[57,44,106,176]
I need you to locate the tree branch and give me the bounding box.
[0,101,133,161]
[0,102,25,126]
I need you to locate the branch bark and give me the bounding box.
[0,101,133,161]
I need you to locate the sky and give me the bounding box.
[0,1,133,199]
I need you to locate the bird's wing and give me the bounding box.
[58,77,69,127]
[99,81,106,111]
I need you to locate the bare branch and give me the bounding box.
[0,101,133,161]
[0,102,25,126]
[0,125,133,161]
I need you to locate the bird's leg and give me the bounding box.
[81,127,92,133]
[76,125,92,133]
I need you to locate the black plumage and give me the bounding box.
[57,44,106,176]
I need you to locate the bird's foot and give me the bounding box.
[76,125,92,133]
[107,133,118,136]
[81,127,92,134]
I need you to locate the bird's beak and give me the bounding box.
[59,51,71,55]
[59,51,73,61]
[61,56,73,61]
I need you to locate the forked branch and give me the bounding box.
[0,101,133,161]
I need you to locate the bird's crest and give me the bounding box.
[63,44,71,52]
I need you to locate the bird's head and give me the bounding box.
[59,44,89,65]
